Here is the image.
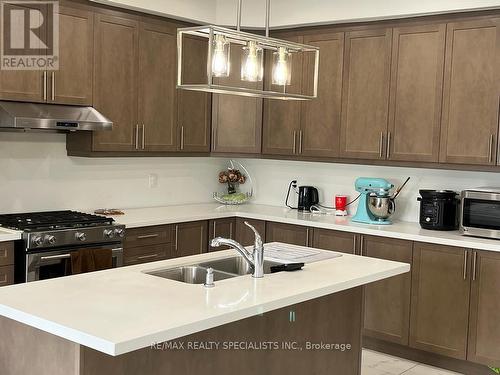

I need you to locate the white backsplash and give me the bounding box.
[234,158,500,223]
[0,132,225,214]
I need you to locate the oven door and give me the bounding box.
[26,244,123,282]
[461,190,500,239]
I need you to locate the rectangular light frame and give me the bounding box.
[177,25,320,100]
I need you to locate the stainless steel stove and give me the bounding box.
[0,210,125,282]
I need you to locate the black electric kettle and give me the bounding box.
[298,186,319,211]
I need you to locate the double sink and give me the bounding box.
[146,256,282,284]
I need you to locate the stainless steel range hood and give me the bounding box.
[0,101,112,131]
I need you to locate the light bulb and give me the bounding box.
[241,41,263,82]
[272,47,291,86]
[212,34,230,77]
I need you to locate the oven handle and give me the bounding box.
[39,248,123,262]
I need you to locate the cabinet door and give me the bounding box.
[388,24,445,162]
[362,236,413,345]
[312,228,357,254]
[440,19,500,165]
[262,36,303,156]
[300,32,344,158]
[173,221,208,257]
[123,243,170,266]
[234,218,266,247]
[265,222,311,247]
[339,28,392,160]
[177,35,211,153]
[0,242,14,267]
[410,243,471,359]
[51,6,93,105]
[0,3,46,102]
[0,265,14,287]
[212,45,262,154]
[208,218,236,251]
[468,250,500,367]
[138,20,177,151]
[92,13,139,152]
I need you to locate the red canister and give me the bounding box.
[335,195,347,211]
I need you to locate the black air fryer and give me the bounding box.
[418,190,459,230]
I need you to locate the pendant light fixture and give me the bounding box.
[176,0,319,100]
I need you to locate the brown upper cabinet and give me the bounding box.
[0,4,93,105]
[410,243,471,360]
[339,28,392,160]
[262,35,304,156]
[177,35,211,153]
[387,24,445,162]
[54,6,94,105]
[91,12,139,152]
[439,18,500,165]
[299,32,344,158]
[211,45,263,154]
[138,19,177,152]
[467,250,500,367]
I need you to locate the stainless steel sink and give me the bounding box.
[199,256,282,276]
[147,266,235,284]
[145,256,284,284]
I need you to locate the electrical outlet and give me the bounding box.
[148,173,158,188]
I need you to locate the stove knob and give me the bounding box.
[75,232,86,242]
[32,235,43,247]
[103,229,115,239]
[114,228,125,238]
[45,235,57,245]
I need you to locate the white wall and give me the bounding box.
[0,132,225,214]
[235,158,500,223]
[90,0,217,23]
[216,0,500,28]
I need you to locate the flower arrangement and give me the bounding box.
[218,168,246,195]
[213,160,253,205]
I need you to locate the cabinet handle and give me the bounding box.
[142,124,145,150]
[213,221,217,239]
[463,250,468,280]
[360,236,364,256]
[135,124,139,150]
[386,132,391,159]
[229,222,233,239]
[51,72,55,101]
[174,225,179,251]
[353,236,357,254]
[293,131,297,154]
[488,134,494,163]
[472,251,477,281]
[306,228,310,247]
[137,234,159,240]
[299,130,303,154]
[180,126,185,150]
[379,132,384,158]
[137,253,160,260]
[43,71,47,101]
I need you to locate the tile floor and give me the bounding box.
[362,349,463,375]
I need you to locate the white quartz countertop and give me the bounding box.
[111,203,500,253]
[0,227,22,242]
[0,246,409,356]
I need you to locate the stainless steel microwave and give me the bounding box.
[461,188,500,239]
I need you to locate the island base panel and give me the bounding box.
[0,287,362,375]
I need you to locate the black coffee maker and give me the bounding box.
[298,186,319,211]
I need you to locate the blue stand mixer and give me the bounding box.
[352,177,396,225]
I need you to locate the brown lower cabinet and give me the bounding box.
[312,228,358,254]
[410,243,471,360]
[265,222,312,247]
[361,236,413,345]
[234,218,266,247]
[208,218,236,251]
[0,242,14,287]
[172,221,208,257]
[467,250,500,367]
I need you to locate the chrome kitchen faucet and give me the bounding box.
[210,221,264,278]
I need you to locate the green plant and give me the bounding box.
[490,367,500,374]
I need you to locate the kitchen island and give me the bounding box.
[0,244,409,375]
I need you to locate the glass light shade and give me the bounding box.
[212,34,230,77]
[272,47,291,86]
[241,41,263,82]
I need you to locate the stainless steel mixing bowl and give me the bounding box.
[368,196,395,221]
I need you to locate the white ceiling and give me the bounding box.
[93,0,500,27]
